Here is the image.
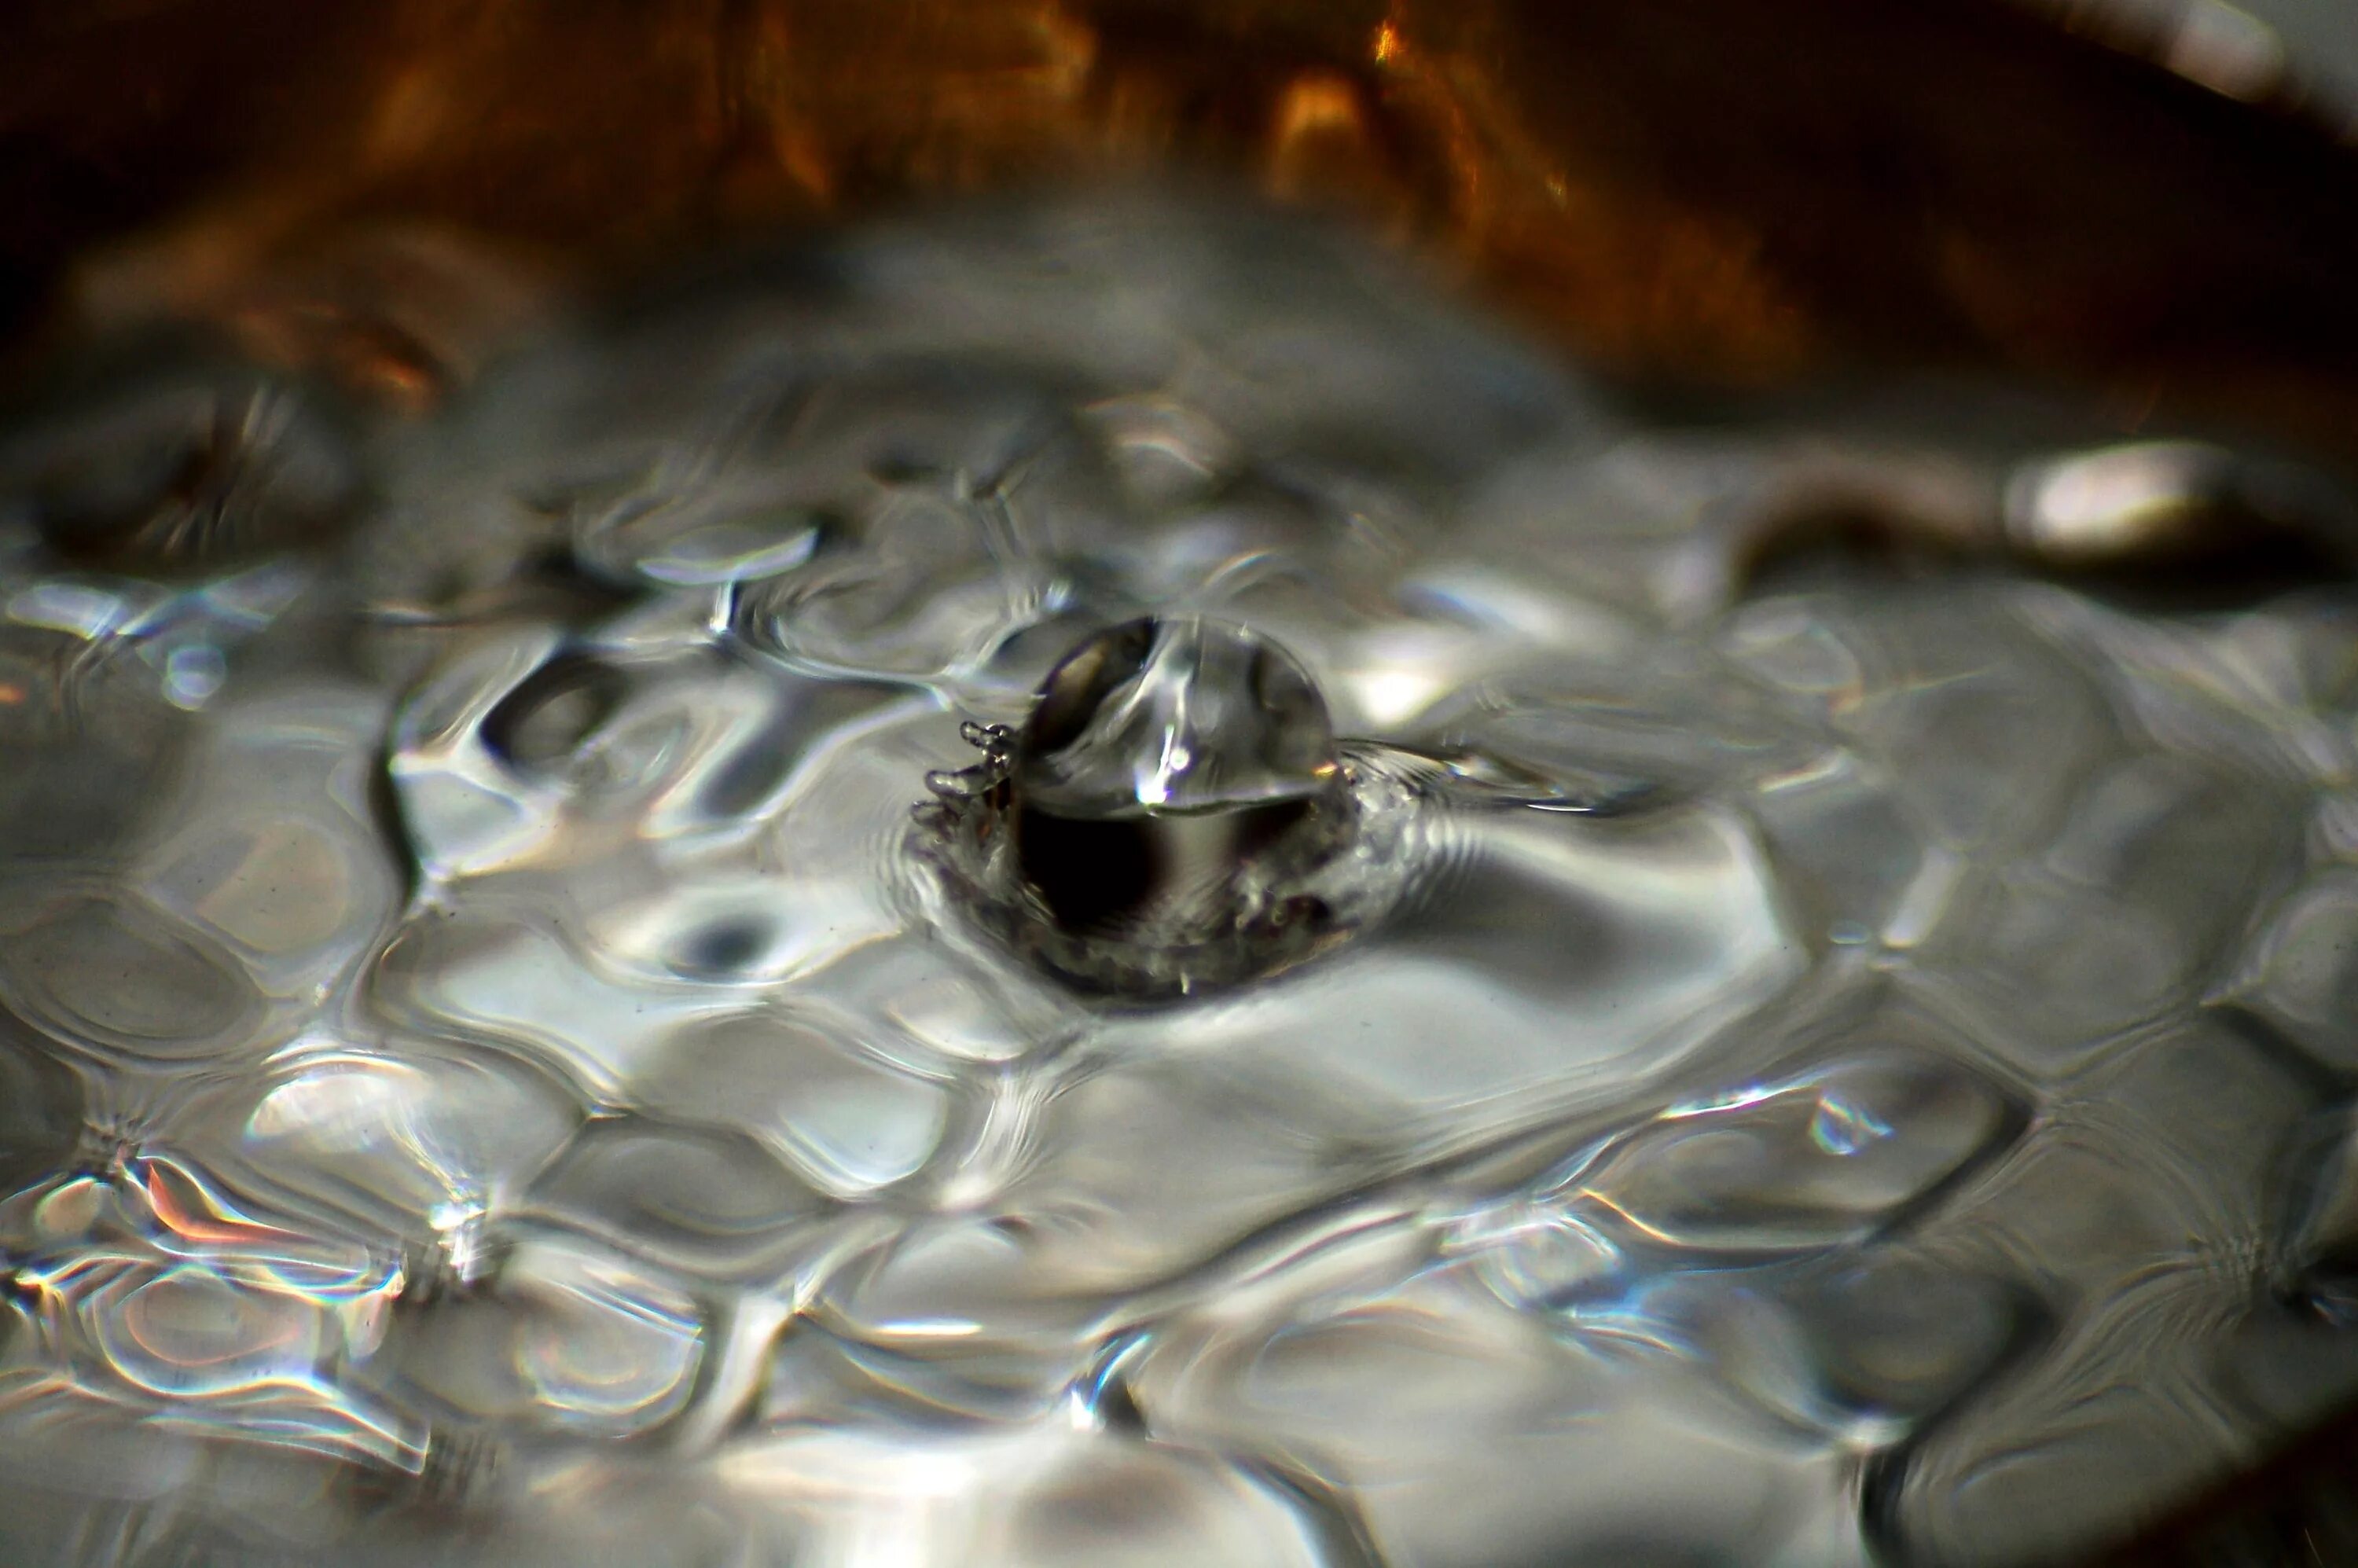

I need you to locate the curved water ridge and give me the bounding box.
[0,196,2348,1565]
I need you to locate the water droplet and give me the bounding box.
[924,615,1372,998]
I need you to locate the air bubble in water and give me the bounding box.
[922,615,1380,999]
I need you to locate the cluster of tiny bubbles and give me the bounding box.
[1,191,2357,1566]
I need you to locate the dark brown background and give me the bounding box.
[6,0,2358,450]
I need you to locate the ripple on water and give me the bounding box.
[537,360,1105,681]
[1868,1024,2315,1562]
[1747,748,1929,946]
[1732,588,2121,857]
[0,193,2350,1567]
[1794,1254,2040,1430]
[0,624,196,865]
[393,627,910,875]
[369,912,738,1103]
[5,1154,420,1472]
[1578,1048,2022,1255]
[0,888,263,1067]
[1431,650,1820,810]
[850,1051,1398,1312]
[630,1008,954,1197]
[795,931,1083,1066]
[138,685,403,1001]
[728,490,1062,681]
[0,1015,86,1199]
[2220,864,2358,1075]
[1093,796,1802,1145]
[1877,1368,2245,1568]
[1701,1254,2041,1445]
[718,1420,1341,1568]
[380,1232,702,1438]
[524,1116,827,1279]
[1133,1264,1869,1568]
[199,1037,580,1265]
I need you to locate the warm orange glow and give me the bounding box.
[9,0,2356,442]
[134,1157,299,1249]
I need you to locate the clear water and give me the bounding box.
[2,195,2356,1566]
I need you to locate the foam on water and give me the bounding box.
[0,195,2354,1566]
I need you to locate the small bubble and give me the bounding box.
[921,615,1385,998]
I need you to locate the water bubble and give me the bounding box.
[1016,615,1344,917]
[924,615,1368,998]
[1019,617,1339,817]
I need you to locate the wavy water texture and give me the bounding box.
[0,196,2351,1566]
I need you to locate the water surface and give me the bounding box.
[1,196,2355,1566]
